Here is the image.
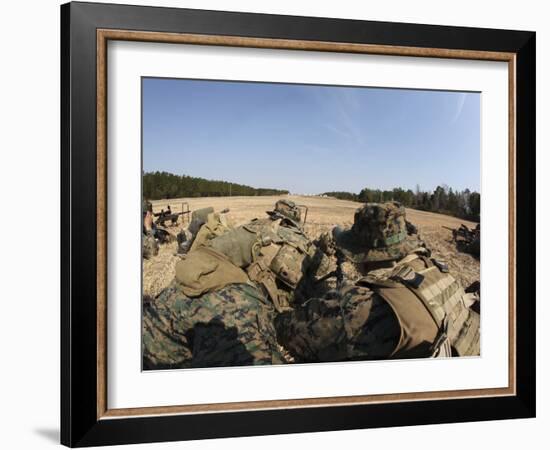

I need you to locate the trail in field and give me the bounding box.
[143,195,480,297]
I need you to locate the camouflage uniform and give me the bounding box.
[142,199,327,369]
[142,231,159,259]
[143,281,283,369]
[276,284,400,362]
[277,202,480,361]
[142,200,159,259]
[178,199,329,311]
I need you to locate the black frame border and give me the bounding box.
[61,2,535,447]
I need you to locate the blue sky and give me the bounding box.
[142,78,480,195]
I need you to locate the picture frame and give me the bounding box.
[60,1,535,447]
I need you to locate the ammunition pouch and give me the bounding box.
[270,243,309,289]
[247,260,289,313]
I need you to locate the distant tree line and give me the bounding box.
[143,171,289,199]
[321,191,358,202]
[323,184,480,222]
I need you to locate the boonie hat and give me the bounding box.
[333,201,422,263]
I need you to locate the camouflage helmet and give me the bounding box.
[333,201,422,263]
[142,199,153,215]
[267,199,301,224]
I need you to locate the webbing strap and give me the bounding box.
[429,316,451,357]
[406,282,446,328]
[392,264,447,329]
[384,230,407,246]
[454,312,480,356]
[462,292,479,308]
[247,260,285,313]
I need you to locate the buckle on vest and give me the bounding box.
[432,259,449,273]
[247,261,287,313]
[430,315,450,357]
[391,266,424,288]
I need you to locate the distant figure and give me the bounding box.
[142,200,159,259]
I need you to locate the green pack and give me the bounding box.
[174,246,250,297]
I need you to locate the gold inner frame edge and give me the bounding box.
[96,29,517,420]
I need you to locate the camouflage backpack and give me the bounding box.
[267,199,302,225]
[358,248,480,358]
[175,216,318,312]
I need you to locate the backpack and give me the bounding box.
[175,218,315,312]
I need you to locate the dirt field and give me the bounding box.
[143,195,480,297]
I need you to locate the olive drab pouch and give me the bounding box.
[208,226,263,268]
[245,242,291,313]
[270,243,309,289]
[175,247,250,297]
[189,212,232,252]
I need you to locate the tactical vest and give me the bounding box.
[357,249,480,358]
[175,217,315,312]
[242,218,315,312]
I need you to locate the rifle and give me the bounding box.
[154,202,192,226]
[155,211,187,227]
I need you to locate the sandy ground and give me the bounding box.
[143,195,480,297]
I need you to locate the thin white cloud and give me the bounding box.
[316,88,366,147]
[324,123,354,140]
[451,93,467,124]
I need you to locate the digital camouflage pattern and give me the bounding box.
[275,284,400,362]
[142,230,159,259]
[333,201,423,263]
[276,246,480,363]
[143,200,331,369]
[143,281,284,369]
[187,212,331,311]
[142,199,153,215]
[266,199,302,225]
[142,198,478,368]
[142,200,159,259]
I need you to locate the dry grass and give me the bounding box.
[143,195,480,297]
